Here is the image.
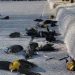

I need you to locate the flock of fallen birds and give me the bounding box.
[1,15,75,74]
[0,16,62,75]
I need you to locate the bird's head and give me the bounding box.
[9,60,21,72]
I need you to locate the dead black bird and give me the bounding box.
[9,59,39,75]
[26,27,58,38]
[29,42,38,49]
[43,20,57,27]
[9,32,21,38]
[26,28,40,37]
[0,59,37,75]
[38,44,56,51]
[43,20,57,24]
[39,31,52,37]
[34,19,43,22]
[46,35,56,42]
[6,45,24,53]
[2,16,9,20]
[26,42,38,58]
[37,20,57,28]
